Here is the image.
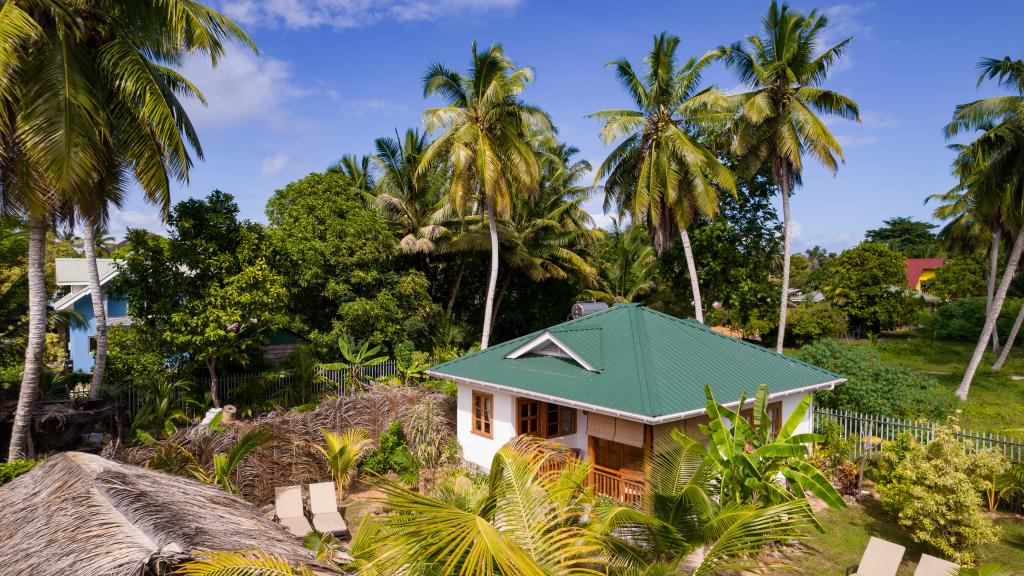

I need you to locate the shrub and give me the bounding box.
[920,297,1023,342]
[800,339,957,419]
[786,301,848,344]
[0,459,38,485]
[361,421,416,479]
[877,425,1007,565]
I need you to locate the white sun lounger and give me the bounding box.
[846,536,906,576]
[914,554,959,576]
[274,485,312,537]
[308,481,349,537]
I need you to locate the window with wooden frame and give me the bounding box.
[740,401,783,436]
[517,399,576,438]
[471,390,494,438]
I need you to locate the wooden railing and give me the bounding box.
[589,464,645,509]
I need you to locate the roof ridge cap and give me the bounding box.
[629,305,656,416]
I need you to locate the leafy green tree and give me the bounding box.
[592,33,736,323]
[924,254,987,299]
[1,0,253,460]
[865,217,941,258]
[265,171,435,349]
[118,191,285,407]
[878,425,1006,565]
[722,1,860,352]
[419,42,552,349]
[821,243,920,336]
[675,168,783,335]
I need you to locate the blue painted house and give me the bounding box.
[54,258,130,373]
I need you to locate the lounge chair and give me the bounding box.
[846,536,906,576]
[309,481,349,537]
[914,554,959,576]
[274,485,313,537]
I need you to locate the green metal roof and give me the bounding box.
[428,304,843,422]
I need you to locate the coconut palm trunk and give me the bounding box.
[83,219,108,399]
[959,225,1024,399]
[480,196,500,349]
[446,256,465,318]
[679,228,704,323]
[993,293,1024,370]
[8,215,47,460]
[775,178,793,353]
[988,228,1002,353]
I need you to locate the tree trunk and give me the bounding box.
[480,196,500,350]
[446,256,466,317]
[988,228,1002,353]
[9,215,47,460]
[84,218,108,399]
[774,176,793,353]
[992,294,1024,370]
[489,272,512,337]
[959,225,1024,399]
[679,228,704,323]
[207,358,221,408]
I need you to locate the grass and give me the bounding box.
[791,497,1024,574]
[791,331,1024,435]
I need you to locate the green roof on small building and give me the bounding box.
[427,304,843,423]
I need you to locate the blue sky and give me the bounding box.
[109,0,1024,252]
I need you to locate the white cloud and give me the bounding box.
[859,111,900,129]
[791,220,804,239]
[836,134,879,147]
[819,3,873,48]
[261,152,290,176]
[218,0,519,29]
[108,209,168,240]
[179,48,307,131]
[339,99,408,119]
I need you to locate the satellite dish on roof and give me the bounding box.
[570,301,609,319]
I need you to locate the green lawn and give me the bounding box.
[792,497,1024,574]
[794,332,1024,435]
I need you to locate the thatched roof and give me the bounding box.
[0,452,341,576]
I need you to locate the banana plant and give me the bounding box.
[695,383,845,510]
[323,334,389,393]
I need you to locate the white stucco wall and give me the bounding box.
[457,382,820,470]
[780,390,815,435]
[457,382,590,470]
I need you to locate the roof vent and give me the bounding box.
[570,301,608,319]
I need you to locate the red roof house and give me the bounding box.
[905,258,945,290]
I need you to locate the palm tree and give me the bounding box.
[588,220,658,304]
[329,153,376,199]
[2,1,254,460]
[946,57,1024,399]
[310,428,372,500]
[592,33,736,323]
[721,2,860,351]
[419,42,552,349]
[372,129,451,255]
[489,144,598,329]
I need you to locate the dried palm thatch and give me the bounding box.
[105,385,454,506]
[0,451,341,576]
